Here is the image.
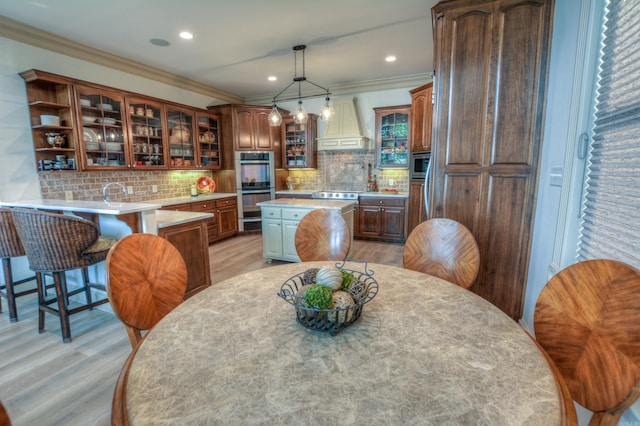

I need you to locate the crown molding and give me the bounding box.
[0,15,243,104]
[0,15,432,106]
[245,73,434,105]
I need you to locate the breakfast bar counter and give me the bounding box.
[117,261,566,425]
[0,198,161,235]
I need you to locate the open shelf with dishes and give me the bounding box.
[282,114,317,169]
[19,70,78,171]
[374,105,410,169]
[196,113,221,169]
[76,86,128,169]
[126,97,166,168]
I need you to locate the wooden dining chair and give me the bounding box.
[534,259,640,425]
[403,218,480,288]
[0,401,11,426]
[105,233,188,348]
[294,209,351,262]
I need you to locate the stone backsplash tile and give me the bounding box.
[287,150,409,192]
[38,170,211,202]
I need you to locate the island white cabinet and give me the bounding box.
[257,199,354,263]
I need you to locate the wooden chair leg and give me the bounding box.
[2,258,17,322]
[81,267,93,307]
[53,272,72,343]
[36,272,46,334]
[125,326,143,349]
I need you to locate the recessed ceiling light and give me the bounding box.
[149,38,170,47]
[179,31,194,40]
[385,55,397,62]
[268,76,277,82]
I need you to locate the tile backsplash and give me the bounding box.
[38,170,212,202]
[287,150,409,192]
[37,151,409,202]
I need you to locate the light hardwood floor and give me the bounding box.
[0,235,404,426]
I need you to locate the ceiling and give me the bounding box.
[0,0,437,104]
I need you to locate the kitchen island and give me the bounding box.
[0,199,218,301]
[257,198,355,263]
[0,198,161,237]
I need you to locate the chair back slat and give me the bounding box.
[403,218,480,288]
[534,259,640,421]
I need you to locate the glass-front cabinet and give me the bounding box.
[374,105,411,168]
[283,114,317,169]
[195,113,221,169]
[126,97,166,168]
[167,107,196,169]
[76,86,128,169]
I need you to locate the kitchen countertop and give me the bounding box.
[155,210,213,229]
[275,189,408,198]
[152,192,237,207]
[257,198,355,214]
[0,198,161,215]
[359,191,408,198]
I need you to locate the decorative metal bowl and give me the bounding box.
[278,261,378,335]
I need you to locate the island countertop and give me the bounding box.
[0,198,161,215]
[155,210,213,228]
[257,198,354,213]
[152,193,237,207]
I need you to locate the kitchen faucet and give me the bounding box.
[103,182,128,202]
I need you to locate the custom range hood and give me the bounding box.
[317,97,370,150]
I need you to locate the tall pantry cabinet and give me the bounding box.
[430,0,554,319]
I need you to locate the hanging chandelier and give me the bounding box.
[268,45,334,127]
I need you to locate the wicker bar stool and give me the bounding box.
[10,208,116,343]
[0,208,37,322]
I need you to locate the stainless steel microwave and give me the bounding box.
[410,151,431,180]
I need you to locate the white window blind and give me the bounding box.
[578,0,640,268]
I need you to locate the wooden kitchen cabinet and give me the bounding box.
[157,217,211,299]
[431,0,554,319]
[166,106,197,169]
[190,200,219,243]
[195,112,222,170]
[208,104,289,169]
[215,197,238,240]
[20,69,226,173]
[75,85,129,170]
[19,70,78,171]
[161,196,237,244]
[375,105,411,168]
[282,114,318,169]
[356,196,408,242]
[408,180,428,234]
[125,96,167,169]
[409,82,433,152]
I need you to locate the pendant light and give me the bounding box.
[269,45,332,126]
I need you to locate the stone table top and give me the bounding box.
[124,261,561,425]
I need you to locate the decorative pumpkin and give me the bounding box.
[328,291,355,323]
[315,267,343,291]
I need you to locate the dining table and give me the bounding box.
[116,261,565,425]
